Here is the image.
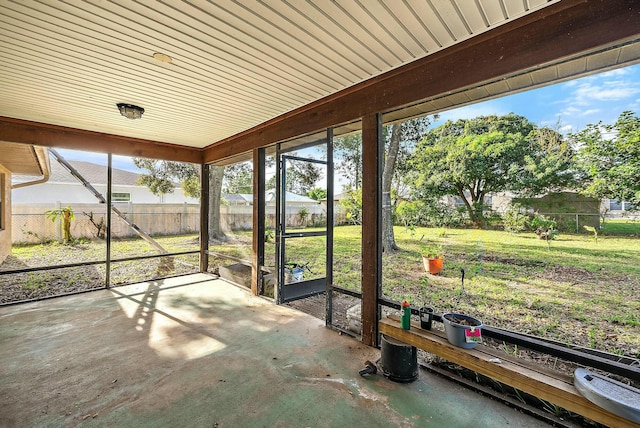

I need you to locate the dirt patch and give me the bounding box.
[0,254,198,304]
[540,264,597,283]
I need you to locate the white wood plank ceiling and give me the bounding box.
[0,0,559,149]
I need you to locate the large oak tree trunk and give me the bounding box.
[382,124,401,252]
[208,165,227,241]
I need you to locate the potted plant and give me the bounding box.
[442,313,483,349]
[421,243,443,274]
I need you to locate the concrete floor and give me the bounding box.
[0,273,550,427]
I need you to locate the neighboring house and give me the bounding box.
[222,193,252,206]
[0,143,50,263]
[603,198,637,217]
[265,189,319,207]
[218,190,323,230]
[222,191,320,207]
[319,192,354,225]
[12,159,198,205]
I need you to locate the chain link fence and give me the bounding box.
[537,212,601,233]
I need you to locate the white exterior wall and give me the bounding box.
[12,182,198,204]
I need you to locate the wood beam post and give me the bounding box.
[361,113,382,347]
[200,164,210,273]
[252,148,266,296]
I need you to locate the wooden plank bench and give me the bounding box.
[379,317,640,428]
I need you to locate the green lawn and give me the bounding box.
[4,224,640,357]
[601,218,640,235]
[250,223,640,357]
[381,225,639,355]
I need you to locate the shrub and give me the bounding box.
[503,203,530,233]
[395,200,424,228]
[529,213,559,248]
[340,189,362,225]
[297,206,310,226]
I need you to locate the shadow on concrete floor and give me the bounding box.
[0,273,550,427]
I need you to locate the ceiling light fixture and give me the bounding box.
[116,103,145,120]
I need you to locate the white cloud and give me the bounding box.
[599,68,631,78]
[554,69,640,128]
[575,83,639,103]
[559,124,574,134]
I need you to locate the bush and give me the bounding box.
[503,203,530,233]
[339,189,362,225]
[395,200,425,228]
[297,206,310,226]
[396,199,469,228]
[529,213,559,241]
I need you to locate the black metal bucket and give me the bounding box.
[380,334,418,383]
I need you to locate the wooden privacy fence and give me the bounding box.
[12,203,349,244]
[12,203,200,244]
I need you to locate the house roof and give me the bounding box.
[265,190,317,204]
[0,1,638,164]
[223,191,317,204]
[223,194,252,204]
[0,142,49,176]
[15,159,143,187]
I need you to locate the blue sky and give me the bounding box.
[59,62,640,175]
[436,63,640,133]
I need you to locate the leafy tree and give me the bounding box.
[297,206,310,226]
[410,113,575,226]
[133,159,200,198]
[572,110,640,208]
[222,162,253,194]
[339,187,362,225]
[308,187,327,201]
[334,133,363,190]
[332,116,437,251]
[519,126,577,196]
[382,116,438,252]
[288,159,322,195]
[267,156,322,195]
[134,159,226,241]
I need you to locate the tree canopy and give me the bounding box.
[572,110,640,208]
[307,187,327,201]
[222,162,253,194]
[267,156,322,195]
[333,133,362,190]
[410,113,576,225]
[133,159,200,198]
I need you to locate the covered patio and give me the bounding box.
[0,274,550,427]
[1,0,640,426]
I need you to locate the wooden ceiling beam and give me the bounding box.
[203,0,640,164]
[0,117,202,164]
